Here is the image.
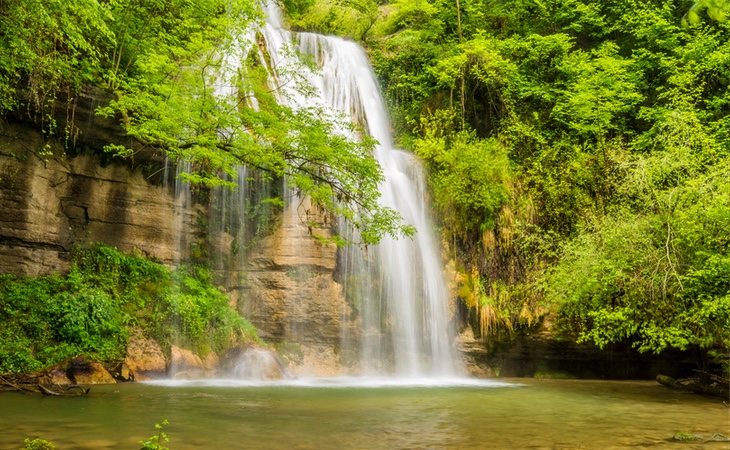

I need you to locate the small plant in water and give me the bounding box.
[140,419,170,450]
[21,438,56,450]
[672,431,701,442]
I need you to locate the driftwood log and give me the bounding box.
[0,375,90,396]
[656,374,729,400]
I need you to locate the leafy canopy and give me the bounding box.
[0,0,411,245]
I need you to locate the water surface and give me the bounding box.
[1,379,727,449]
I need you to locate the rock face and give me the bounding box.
[168,345,219,379]
[0,122,360,377]
[38,357,116,385]
[241,198,354,376]
[0,122,192,275]
[458,323,700,379]
[123,332,167,381]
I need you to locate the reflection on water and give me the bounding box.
[1,379,727,449]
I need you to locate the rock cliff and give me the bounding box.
[0,122,189,275]
[241,197,354,375]
[0,121,351,375]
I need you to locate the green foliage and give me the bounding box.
[163,266,260,355]
[308,0,730,362]
[140,419,170,450]
[0,245,260,374]
[21,438,57,450]
[551,43,643,138]
[0,0,410,245]
[547,160,730,354]
[0,0,113,118]
[415,115,509,234]
[285,0,378,40]
[683,0,730,26]
[0,273,125,373]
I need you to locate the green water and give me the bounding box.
[1,379,727,449]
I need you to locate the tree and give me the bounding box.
[0,0,411,244]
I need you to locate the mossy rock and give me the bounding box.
[672,432,701,442]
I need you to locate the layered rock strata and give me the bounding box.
[0,123,190,275]
[241,197,355,376]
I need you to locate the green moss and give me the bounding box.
[533,370,574,380]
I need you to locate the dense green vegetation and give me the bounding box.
[287,0,730,367]
[0,245,258,374]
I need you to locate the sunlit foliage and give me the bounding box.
[0,0,410,245]
[0,245,260,374]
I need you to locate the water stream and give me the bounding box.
[252,2,460,377]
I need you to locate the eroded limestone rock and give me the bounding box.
[0,123,190,276]
[242,198,356,373]
[168,345,219,379]
[123,332,166,381]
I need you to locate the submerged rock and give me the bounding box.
[672,432,702,442]
[671,432,729,443]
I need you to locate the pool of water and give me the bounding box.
[1,378,727,449]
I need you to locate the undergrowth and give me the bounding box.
[0,244,260,374]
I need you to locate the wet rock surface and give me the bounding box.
[241,198,355,375]
[34,357,116,385]
[458,325,702,379]
[0,122,186,276]
[122,332,167,381]
[168,345,219,379]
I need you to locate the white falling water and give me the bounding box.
[172,159,193,265]
[232,2,462,377]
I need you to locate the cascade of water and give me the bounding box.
[172,159,193,265]
[209,166,248,277]
[250,3,461,377]
[208,166,281,277]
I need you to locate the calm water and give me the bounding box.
[1,378,727,449]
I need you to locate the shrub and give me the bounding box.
[0,245,260,374]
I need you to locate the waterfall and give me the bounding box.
[171,159,193,265]
[208,167,279,279]
[248,3,461,378]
